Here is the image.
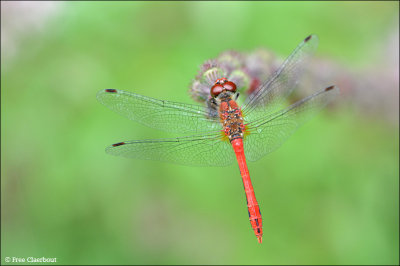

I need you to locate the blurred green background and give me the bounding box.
[1,1,399,265]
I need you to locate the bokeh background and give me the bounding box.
[1,1,399,265]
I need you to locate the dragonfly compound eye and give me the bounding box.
[211,84,224,97]
[223,81,237,92]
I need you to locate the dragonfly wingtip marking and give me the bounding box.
[304,35,312,42]
[325,85,335,91]
[112,142,125,147]
[105,89,117,93]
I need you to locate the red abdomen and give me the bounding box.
[231,138,263,243]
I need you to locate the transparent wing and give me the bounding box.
[105,131,236,167]
[243,85,339,162]
[97,89,221,134]
[242,35,319,122]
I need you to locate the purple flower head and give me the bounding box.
[189,48,280,104]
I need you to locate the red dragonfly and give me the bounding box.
[97,35,339,243]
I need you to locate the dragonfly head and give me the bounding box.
[210,78,237,98]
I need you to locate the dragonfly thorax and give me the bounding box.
[218,96,246,142]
